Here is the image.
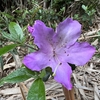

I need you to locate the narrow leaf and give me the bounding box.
[0,44,18,56]
[27,78,45,100]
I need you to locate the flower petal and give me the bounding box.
[23,51,52,71]
[53,62,72,90]
[28,20,55,53]
[28,26,34,33]
[55,18,81,47]
[66,42,95,66]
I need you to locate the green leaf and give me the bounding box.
[1,32,11,40]
[0,78,4,86]
[42,72,50,82]
[82,5,87,11]
[0,44,18,56]
[1,32,17,42]
[1,22,25,44]
[42,67,52,82]
[39,69,46,78]
[0,56,4,70]
[0,67,35,87]
[97,31,100,35]
[8,22,25,43]
[27,78,45,100]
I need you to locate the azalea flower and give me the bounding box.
[23,18,95,90]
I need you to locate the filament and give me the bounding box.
[53,57,61,76]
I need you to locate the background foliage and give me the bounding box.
[0,0,99,28]
[0,0,99,99]
[0,0,99,56]
[0,0,99,66]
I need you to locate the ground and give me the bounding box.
[0,19,100,100]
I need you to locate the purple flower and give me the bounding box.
[23,18,95,90]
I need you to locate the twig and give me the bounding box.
[62,86,75,100]
[20,82,28,93]
[79,35,100,40]
[19,83,26,100]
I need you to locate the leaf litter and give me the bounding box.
[0,25,100,100]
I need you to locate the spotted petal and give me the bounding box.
[28,20,55,53]
[55,18,81,47]
[66,42,95,66]
[53,62,72,90]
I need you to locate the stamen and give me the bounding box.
[53,56,62,76]
[52,62,61,76]
[52,52,62,76]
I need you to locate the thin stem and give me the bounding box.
[19,83,26,100]
[62,86,75,100]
